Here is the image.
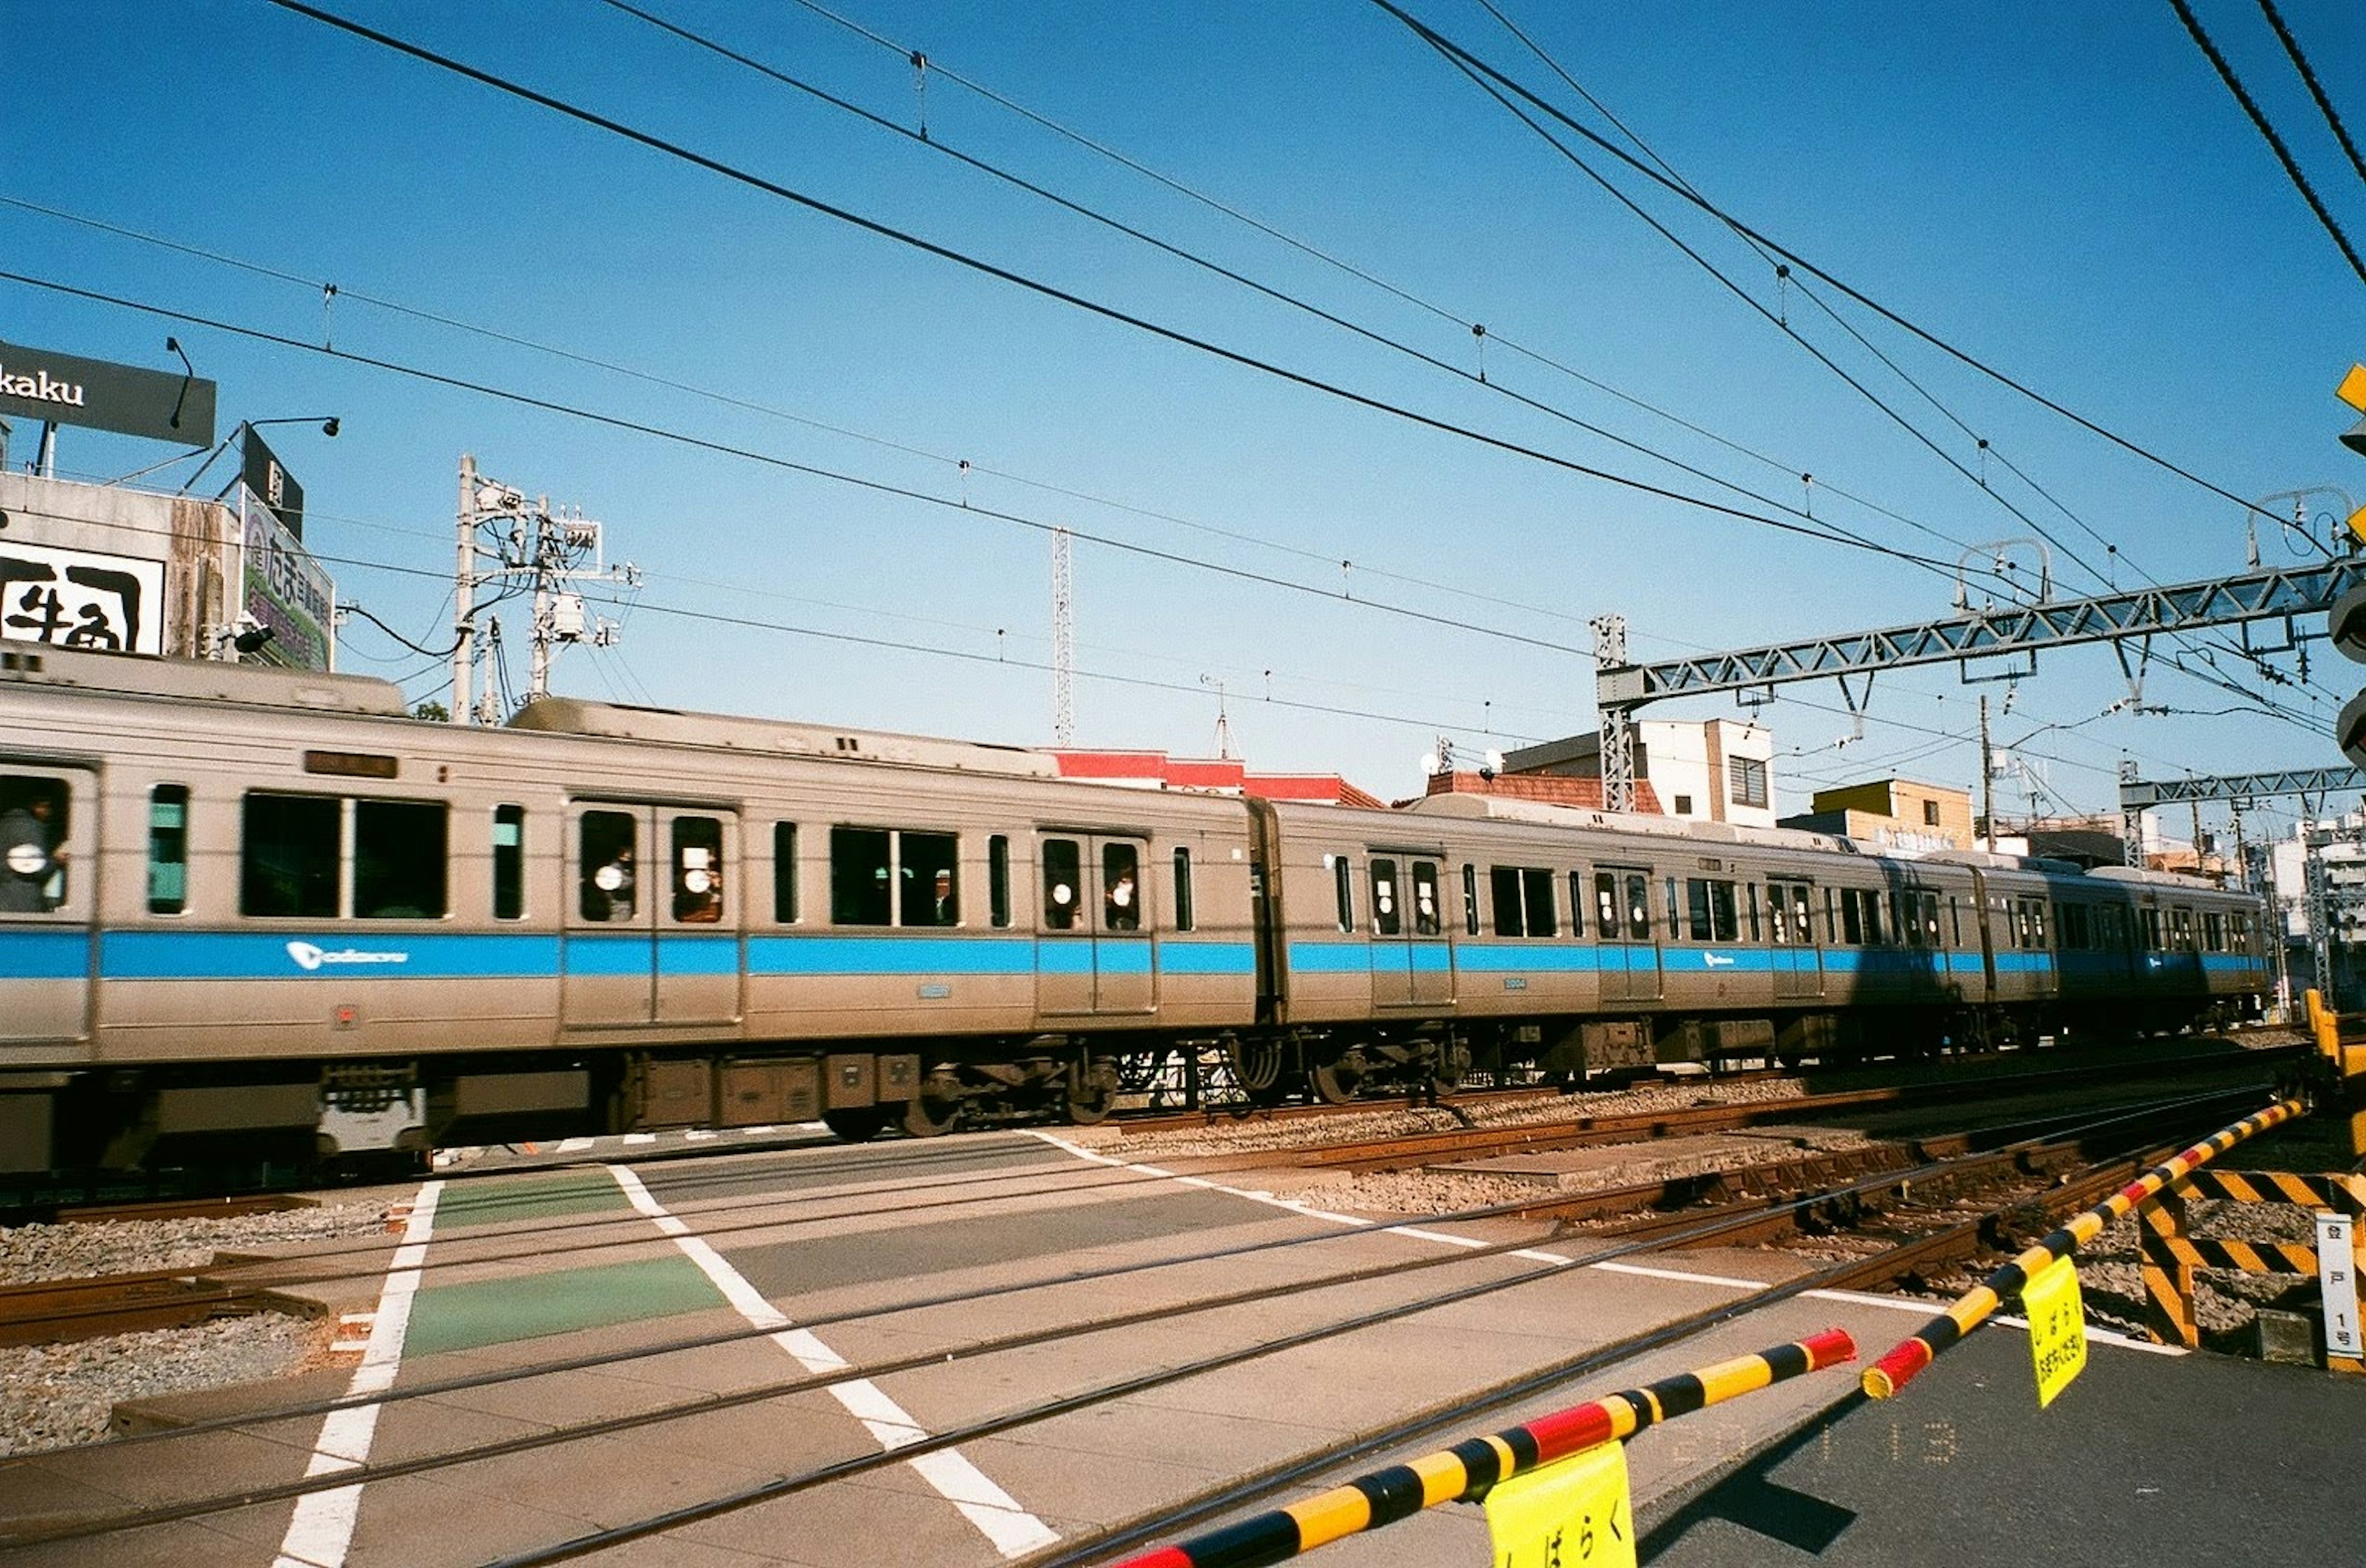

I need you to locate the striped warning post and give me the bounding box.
[1109,1329,1856,1568]
[1863,1097,2303,1399]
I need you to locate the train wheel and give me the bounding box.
[1430,1037,1471,1098]
[1067,1059,1120,1125]
[821,1108,890,1142]
[1311,1061,1361,1104]
[902,1084,963,1137]
[1222,1035,1286,1100]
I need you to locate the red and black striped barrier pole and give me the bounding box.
[1107,1328,1856,1568]
[1863,1097,2303,1399]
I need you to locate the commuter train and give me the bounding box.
[0,646,2269,1174]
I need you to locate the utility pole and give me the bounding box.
[1979,694,1995,852]
[453,455,479,725]
[1051,527,1075,745]
[453,457,632,722]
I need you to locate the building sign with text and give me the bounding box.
[0,339,216,447]
[240,487,333,670]
[0,540,167,655]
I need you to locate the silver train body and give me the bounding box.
[0,649,2270,1169]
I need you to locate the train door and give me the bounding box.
[564,803,741,1028]
[1768,877,1823,1000]
[1595,867,1662,1002]
[1368,855,1451,1009]
[0,765,93,1046]
[1037,833,1155,1017]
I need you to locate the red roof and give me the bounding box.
[1419,770,1664,814]
[1049,750,1384,808]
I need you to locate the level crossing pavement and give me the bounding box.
[0,1131,2354,1567]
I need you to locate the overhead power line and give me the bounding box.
[2170,0,2366,285]
[2256,0,2366,190]
[1364,0,2330,526]
[259,0,1977,582]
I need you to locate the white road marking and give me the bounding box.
[1024,1132,2187,1359]
[272,1180,443,1568]
[606,1164,1059,1558]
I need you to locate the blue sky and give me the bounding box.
[8,1,2365,837]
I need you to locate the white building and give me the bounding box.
[1499,718,1778,827]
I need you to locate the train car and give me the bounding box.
[0,646,2270,1180]
[0,647,1273,1169]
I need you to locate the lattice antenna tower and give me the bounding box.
[1052,527,1075,745]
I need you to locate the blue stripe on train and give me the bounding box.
[20,928,1257,983]
[0,928,90,980]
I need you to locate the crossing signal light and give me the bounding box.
[2335,579,2366,768]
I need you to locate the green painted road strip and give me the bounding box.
[406,1254,729,1355]
[433,1169,633,1229]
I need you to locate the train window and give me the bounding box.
[1173,847,1194,932]
[356,801,447,919]
[2058,903,2086,951]
[1948,896,1962,948]
[147,785,190,915]
[1744,883,1762,942]
[905,832,960,928]
[773,823,799,923]
[1333,855,1355,933]
[1626,874,1652,938]
[2031,901,2049,948]
[1,774,71,913]
[1493,866,1525,936]
[671,816,725,924]
[1462,863,1479,936]
[1371,859,1401,937]
[493,805,526,920]
[1686,879,1739,942]
[991,837,1012,928]
[1043,838,1081,930]
[580,812,638,922]
[1490,866,1555,937]
[2169,908,2193,951]
[2203,912,2226,953]
[1412,861,1441,935]
[1665,877,1680,941]
[1824,888,1839,943]
[832,826,893,925]
[2140,907,2161,950]
[1839,889,1863,946]
[1595,872,1620,939]
[1526,869,1559,938]
[1767,884,1791,945]
[242,793,340,918]
[1568,872,1586,937]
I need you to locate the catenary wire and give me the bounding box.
[596,0,1991,591]
[2257,0,2366,189]
[256,0,1983,583]
[1365,0,2337,525]
[2170,0,2366,285]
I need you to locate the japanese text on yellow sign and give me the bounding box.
[1484,1440,1635,1568]
[2023,1254,2088,1408]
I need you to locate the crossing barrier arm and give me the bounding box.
[1863,1097,2304,1399]
[1107,1328,1856,1568]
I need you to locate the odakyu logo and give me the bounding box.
[285,941,411,972]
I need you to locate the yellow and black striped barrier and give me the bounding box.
[1863,1097,2304,1399]
[1108,1328,1856,1568]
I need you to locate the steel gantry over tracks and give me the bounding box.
[1593,559,2366,814]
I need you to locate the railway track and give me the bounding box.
[0,1078,2277,1564]
[1291,1046,2302,1172]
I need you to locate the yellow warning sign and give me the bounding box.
[2340,362,2366,413]
[2023,1254,2088,1408]
[1484,1440,1635,1568]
